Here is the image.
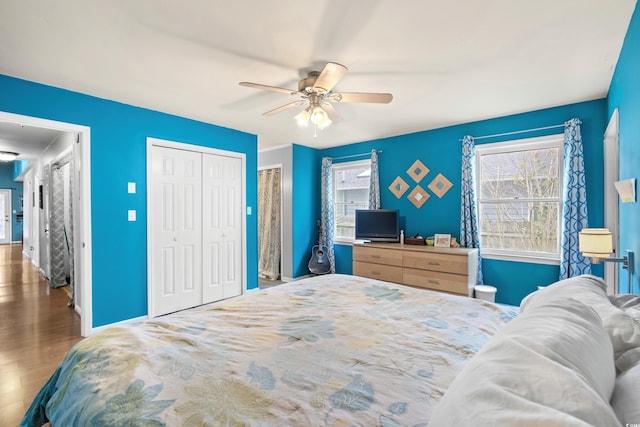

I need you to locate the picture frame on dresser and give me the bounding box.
[434,234,451,247]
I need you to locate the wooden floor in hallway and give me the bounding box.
[0,243,82,427]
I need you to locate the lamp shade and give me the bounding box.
[578,228,613,260]
[294,108,310,127]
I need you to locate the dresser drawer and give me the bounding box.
[353,261,403,283]
[403,251,468,275]
[403,268,469,295]
[353,245,403,267]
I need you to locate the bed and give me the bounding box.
[22,274,517,426]
[22,274,640,426]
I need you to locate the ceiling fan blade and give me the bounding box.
[331,92,393,104]
[239,82,298,96]
[321,102,342,122]
[263,100,305,116]
[312,62,348,94]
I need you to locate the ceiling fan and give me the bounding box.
[239,62,393,131]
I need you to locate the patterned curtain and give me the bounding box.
[257,168,281,280]
[559,118,591,279]
[368,150,380,209]
[50,164,67,288]
[321,157,335,273]
[460,135,483,284]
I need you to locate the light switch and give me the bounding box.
[247,206,252,215]
[128,182,136,194]
[128,210,136,221]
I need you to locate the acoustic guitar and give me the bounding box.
[308,220,331,275]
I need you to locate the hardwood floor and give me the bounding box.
[0,244,82,427]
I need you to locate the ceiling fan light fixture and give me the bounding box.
[310,106,331,128]
[316,115,332,130]
[294,108,311,127]
[0,151,19,162]
[240,62,393,134]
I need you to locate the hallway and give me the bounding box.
[0,243,81,427]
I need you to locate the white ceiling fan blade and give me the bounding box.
[321,102,342,122]
[263,100,305,116]
[312,62,348,94]
[239,82,298,96]
[331,92,393,103]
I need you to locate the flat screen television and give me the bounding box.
[354,209,400,242]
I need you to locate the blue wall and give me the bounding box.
[0,162,23,242]
[608,2,640,294]
[316,100,607,306]
[13,160,29,180]
[0,74,258,327]
[292,144,321,277]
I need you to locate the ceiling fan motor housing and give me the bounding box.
[299,71,322,94]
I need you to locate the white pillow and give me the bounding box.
[520,275,609,314]
[430,298,619,427]
[522,274,640,373]
[611,363,640,425]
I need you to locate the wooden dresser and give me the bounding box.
[352,242,478,296]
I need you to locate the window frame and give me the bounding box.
[474,134,564,265]
[332,159,371,244]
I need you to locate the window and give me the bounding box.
[475,134,563,263]
[332,160,371,242]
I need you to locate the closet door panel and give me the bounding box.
[150,146,202,317]
[202,153,242,302]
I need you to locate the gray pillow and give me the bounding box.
[522,274,640,373]
[611,363,640,425]
[430,298,618,426]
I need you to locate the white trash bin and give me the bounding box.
[474,285,497,302]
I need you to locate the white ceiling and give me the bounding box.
[0,122,65,161]
[0,0,636,153]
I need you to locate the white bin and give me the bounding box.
[474,285,497,302]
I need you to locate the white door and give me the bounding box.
[604,109,619,294]
[150,146,203,317]
[0,189,11,244]
[42,166,51,278]
[202,154,243,302]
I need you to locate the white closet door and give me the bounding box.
[150,146,203,317]
[202,153,243,302]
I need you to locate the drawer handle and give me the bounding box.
[428,261,440,266]
[371,255,381,259]
[428,279,440,285]
[371,271,381,275]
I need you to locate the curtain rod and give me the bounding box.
[459,124,565,142]
[329,149,382,161]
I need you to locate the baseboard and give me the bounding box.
[89,315,148,335]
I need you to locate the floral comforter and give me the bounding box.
[22,274,517,426]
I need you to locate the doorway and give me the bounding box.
[0,111,92,336]
[49,151,76,308]
[0,189,11,244]
[257,166,282,283]
[603,108,620,294]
